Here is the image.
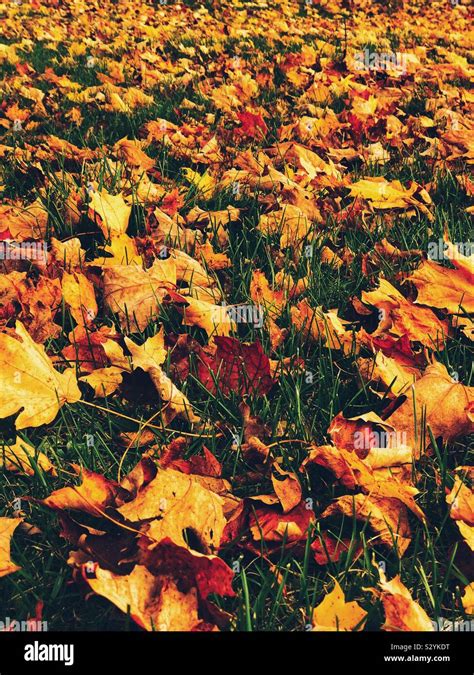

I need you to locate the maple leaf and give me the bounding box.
[91,233,142,268]
[250,269,286,321]
[0,200,48,241]
[312,581,367,631]
[75,538,235,632]
[5,272,62,343]
[386,362,474,453]
[103,259,177,331]
[140,539,235,601]
[349,177,432,218]
[61,325,119,373]
[117,467,226,554]
[80,367,125,397]
[125,332,200,424]
[249,500,315,549]
[311,532,363,566]
[406,240,474,314]
[446,469,474,551]
[79,562,204,631]
[113,137,155,171]
[61,271,98,326]
[236,111,268,139]
[462,583,474,615]
[361,279,448,348]
[0,321,81,429]
[51,237,86,268]
[302,445,425,522]
[320,493,412,555]
[182,168,218,197]
[196,336,275,396]
[291,299,354,354]
[357,350,420,398]
[88,189,132,238]
[271,463,302,514]
[80,330,200,423]
[43,464,127,516]
[170,292,234,339]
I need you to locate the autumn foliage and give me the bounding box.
[0,0,472,632]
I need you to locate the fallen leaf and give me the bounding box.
[0,438,56,476]
[0,321,81,429]
[377,573,434,631]
[312,580,367,631]
[0,518,22,578]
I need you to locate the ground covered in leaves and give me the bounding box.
[0,0,473,631]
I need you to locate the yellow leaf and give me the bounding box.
[62,271,98,325]
[320,493,412,555]
[178,295,235,339]
[182,168,217,197]
[0,518,22,578]
[90,233,142,267]
[43,464,124,516]
[462,583,474,615]
[387,362,474,452]
[0,321,81,429]
[88,189,132,238]
[84,564,201,631]
[118,467,226,553]
[103,259,177,331]
[80,367,124,397]
[312,580,367,631]
[407,241,474,314]
[0,438,56,476]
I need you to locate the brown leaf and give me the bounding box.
[377,574,434,631]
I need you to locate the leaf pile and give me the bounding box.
[0,0,472,631]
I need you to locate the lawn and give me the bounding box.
[0,0,472,632]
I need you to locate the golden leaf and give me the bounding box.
[312,580,367,631]
[62,271,98,326]
[118,467,226,554]
[103,259,176,331]
[0,517,22,578]
[387,362,474,453]
[0,438,56,476]
[0,321,81,429]
[88,189,132,238]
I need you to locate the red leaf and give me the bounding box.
[236,111,268,140]
[140,538,235,599]
[197,337,275,397]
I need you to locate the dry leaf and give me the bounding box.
[0,321,81,429]
[312,580,367,631]
[0,517,22,578]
